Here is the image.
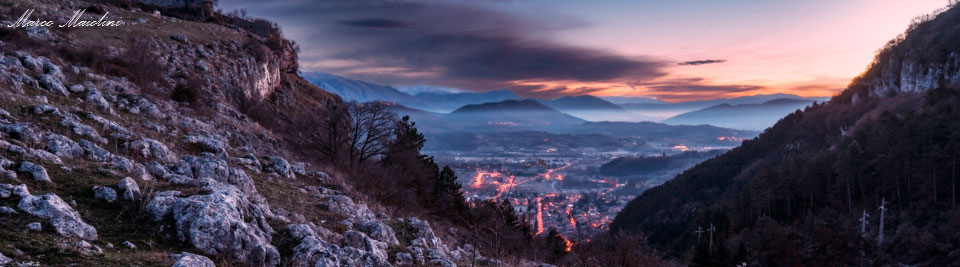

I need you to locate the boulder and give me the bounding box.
[0,184,13,198]
[30,104,60,115]
[122,241,137,249]
[315,171,333,184]
[128,138,177,163]
[343,230,389,264]
[86,114,135,140]
[230,154,262,173]
[318,195,374,220]
[92,186,117,203]
[38,74,68,96]
[406,218,444,249]
[169,181,279,266]
[117,177,142,201]
[289,227,341,267]
[291,162,307,176]
[68,84,85,93]
[0,251,11,265]
[171,252,215,267]
[183,135,227,155]
[395,252,414,265]
[144,190,181,221]
[44,133,83,158]
[84,88,112,112]
[178,154,258,197]
[76,240,103,255]
[287,224,389,267]
[18,193,98,240]
[0,123,35,142]
[60,117,105,143]
[355,219,399,246]
[24,148,62,165]
[20,55,43,72]
[262,156,294,178]
[0,206,17,214]
[26,222,42,232]
[18,162,51,184]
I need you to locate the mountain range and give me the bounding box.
[305,72,826,131]
[303,72,520,112]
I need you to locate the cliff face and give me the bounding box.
[0,1,506,266]
[847,5,960,100]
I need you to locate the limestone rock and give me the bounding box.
[343,230,389,264]
[18,193,98,240]
[92,186,117,203]
[0,206,17,214]
[128,138,177,163]
[18,162,51,184]
[0,251,11,265]
[144,190,181,221]
[395,252,413,265]
[183,135,227,155]
[355,219,399,246]
[1,123,35,142]
[117,177,142,201]
[27,222,41,231]
[171,252,215,267]
[262,156,294,178]
[169,181,279,266]
[44,133,83,159]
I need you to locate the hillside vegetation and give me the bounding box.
[612,3,960,266]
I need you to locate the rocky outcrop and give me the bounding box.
[18,162,51,184]
[93,186,117,203]
[287,224,389,267]
[262,156,294,178]
[152,180,278,266]
[355,219,400,246]
[18,191,98,241]
[863,52,960,97]
[117,177,141,201]
[128,138,177,163]
[145,190,182,221]
[171,252,215,267]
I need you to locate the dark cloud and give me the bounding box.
[339,18,410,28]
[635,78,766,102]
[678,59,727,66]
[647,84,762,93]
[510,85,609,99]
[219,0,666,93]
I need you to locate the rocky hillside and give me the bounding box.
[0,0,534,266]
[612,3,960,266]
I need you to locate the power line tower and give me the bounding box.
[877,198,887,249]
[708,223,717,251]
[694,225,704,244]
[859,209,870,236]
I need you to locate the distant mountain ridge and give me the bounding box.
[301,72,421,104]
[303,72,520,112]
[539,95,627,111]
[663,98,817,130]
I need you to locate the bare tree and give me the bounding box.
[347,101,396,166]
[317,103,352,164]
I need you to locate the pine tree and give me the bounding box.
[545,229,569,260]
[433,165,468,215]
[385,115,426,164]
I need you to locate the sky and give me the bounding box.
[220,0,950,102]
